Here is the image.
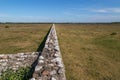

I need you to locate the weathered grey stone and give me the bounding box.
[35,66,42,71]
[51,77,56,80]
[50,70,56,75]
[17,53,24,56]
[2,62,7,66]
[0,55,8,59]
[15,62,21,65]
[38,60,44,63]
[48,63,54,67]
[50,39,53,43]
[57,68,63,74]
[39,56,44,60]
[30,78,36,80]
[32,52,36,55]
[48,48,52,51]
[45,45,48,48]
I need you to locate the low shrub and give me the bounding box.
[110,32,117,35]
[0,67,30,80]
[5,25,9,28]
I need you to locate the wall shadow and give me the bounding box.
[23,25,52,80]
[36,26,52,52]
[24,52,41,80]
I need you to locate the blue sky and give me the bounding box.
[0,0,120,22]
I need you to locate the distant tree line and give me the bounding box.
[0,22,120,24]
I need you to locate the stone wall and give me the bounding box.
[30,24,66,80]
[0,52,39,76]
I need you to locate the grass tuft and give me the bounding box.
[5,25,9,28]
[110,32,117,35]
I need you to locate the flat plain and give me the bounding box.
[0,23,120,80]
[56,24,120,80]
[0,24,51,54]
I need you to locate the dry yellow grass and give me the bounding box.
[56,24,120,80]
[0,23,120,80]
[0,24,51,54]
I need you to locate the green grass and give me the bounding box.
[94,36,120,50]
[56,24,120,80]
[0,24,51,54]
[0,67,30,80]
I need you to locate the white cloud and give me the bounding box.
[91,9,108,13]
[110,8,120,13]
[72,7,120,13]
[63,12,73,16]
[0,13,51,22]
[63,10,120,22]
[0,13,11,17]
[91,8,120,13]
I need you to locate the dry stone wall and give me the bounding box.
[0,52,39,76]
[30,24,66,80]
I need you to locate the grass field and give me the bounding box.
[0,24,51,54]
[56,24,120,80]
[0,23,120,80]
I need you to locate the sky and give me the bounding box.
[0,0,120,22]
